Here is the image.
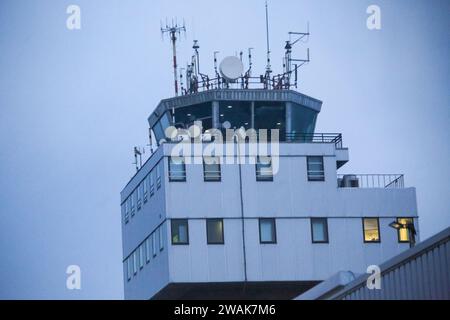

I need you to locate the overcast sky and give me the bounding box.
[0,0,449,299]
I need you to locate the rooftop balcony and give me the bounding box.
[337,174,405,189]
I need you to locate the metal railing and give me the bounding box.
[166,132,344,148]
[337,174,404,189]
[284,133,343,148]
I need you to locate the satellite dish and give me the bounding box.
[219,56,244,82]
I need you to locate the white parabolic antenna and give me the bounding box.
[219,56,244,81]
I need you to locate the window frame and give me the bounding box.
[159,227,164,251]
[168,156,186,182]
[310,218,329,243]
[307,156,325,182]
[397,217,414,243]
[259,218,277,244]
[362,217,381,243]
[171,219,189,245]
[206,218,225,245]
[255,156,273,182]
[203,156,221,182]
[145,237,151,263]
[143,176,148,203]
[152,232,157,257]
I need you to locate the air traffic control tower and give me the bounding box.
[120,21,418,300]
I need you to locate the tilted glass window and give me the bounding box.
[311,218,329,243]
[156,163,162,188]
[259,218,277,243]
[145,237,151,263]
[307,156,325,181]
[171,219,189,245]
[130,191,136,216]
[149,171,155,196]
[159,227,164,251]
[139,244,144,269]
[207,219,224,244]
[143,176,148,202]
[133,251,138,275]
[363,218,380,242]
[137,184,142,210]
[256,156,273,181]
[126,257,132,281]
[152,232,157,257]
[203,156,221,181]
[169,156,186,182]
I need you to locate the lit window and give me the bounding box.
[256,156,273,181]
[133,251,138,275]
[311,218,329,243]
[159,227,164,251]
[152,232,157,257]
[207,219,224,244]
[169,156,186,182]
[203,156,221,181]
[171,219,189,245]
[397,217,413,242]
[363,218,380,242]
[307,156,325,181]
[145,238,151,263]
[259,218,276,243]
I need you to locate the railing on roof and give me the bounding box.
[337,174,404,189]
[166,132,343,148]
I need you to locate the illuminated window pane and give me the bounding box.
[363,218,380,242]
[397,218,413,242]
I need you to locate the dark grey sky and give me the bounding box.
[0,0,449,299]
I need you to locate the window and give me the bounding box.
[307,156,325,181]
[150,172,155,196]
[127,258,132,281]
[137,184,142,210]
[152,232,157,257]
[171,219,189,245]
[133,251,138,275]
[130,192,136,216]
[143,176,148,203]
[206,219,224,244]
[311,218,329,243]
[259,218,277,243]
[156,163,162,188]
[169,156,186,182]
[145,237,151,263]
[397,217,413,243]
[124,202,129,224]
[363,218,380,242]
[256,156,273,181]
[203,156,221,181]
[139,244,145,269]
[159,227,164,251]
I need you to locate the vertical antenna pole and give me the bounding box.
[265,0,271,74]
[170,30,179,97]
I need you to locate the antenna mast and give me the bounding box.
[265,0,272,81]
[161,19,186,97]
